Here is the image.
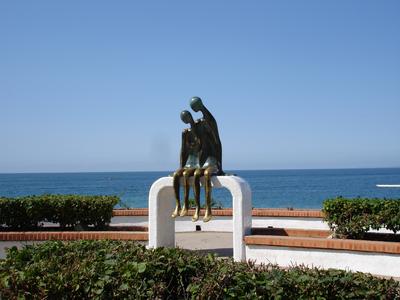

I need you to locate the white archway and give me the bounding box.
[148,176,252,261]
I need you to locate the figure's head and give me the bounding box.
[180,110,194,124]
[190,96,204,112]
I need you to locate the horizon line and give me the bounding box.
[1,166,399,175]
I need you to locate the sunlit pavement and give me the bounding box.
[176,231,233,257]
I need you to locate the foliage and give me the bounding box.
[0,195,119,230]
[187,197,224,209]
[0,240,399,299]
[323,197,400,239]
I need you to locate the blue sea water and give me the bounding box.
[0,168,399,209]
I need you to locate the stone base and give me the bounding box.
[148,176,252,261]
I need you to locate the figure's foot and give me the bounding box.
[171,206,180,218]
[203,210,212,222]
[180,206,188,217]
[192,209,200,222]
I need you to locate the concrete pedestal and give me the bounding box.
[148,176,252,261]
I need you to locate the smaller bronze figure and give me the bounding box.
[172,110,201,220]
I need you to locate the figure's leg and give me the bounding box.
[192,168,204,222]
[180,168,195,217]
[203,167,215,222]
[172,169,184,218]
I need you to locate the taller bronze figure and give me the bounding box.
[172,97,223,222]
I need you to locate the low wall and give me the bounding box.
[244,228,400,278]
[111,208,328,232]
[111,209,394,233]
[246,245,400,278]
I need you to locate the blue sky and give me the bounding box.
[0,1,399,173]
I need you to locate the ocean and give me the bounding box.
[0,168,399,209]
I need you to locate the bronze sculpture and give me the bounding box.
[172,97,223,222]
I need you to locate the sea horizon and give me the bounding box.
[1,166,400,175]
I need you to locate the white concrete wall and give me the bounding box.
[246,245,400,278]
[111,215,397,233]
[111,215,329,231]
[111,216,148,227]
[252,217,328,230]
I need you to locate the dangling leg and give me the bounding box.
[192,168,204,222]
[172,169,184,218]
[180,168,195,216]
[203,167,215,222]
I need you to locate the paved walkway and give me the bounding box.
[176,232,233,256]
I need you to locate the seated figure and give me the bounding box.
[190,97,224,222]
[172,110,201,219]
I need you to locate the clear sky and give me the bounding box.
[0,1,399,173]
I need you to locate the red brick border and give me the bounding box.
[113,209,149,216]
[113,208,324,218]
[0,231,148,242]
[252,208,323,218]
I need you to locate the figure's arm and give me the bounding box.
[180,130,189,168]
[201,106,218,133]
[201,106,221,159]
[204,120,218,146]
[202,114,223,173]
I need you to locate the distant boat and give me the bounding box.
[376,184,400,188]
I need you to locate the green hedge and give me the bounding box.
[323,197,400,239]
[0,241,399,299]
[0,195,119,230]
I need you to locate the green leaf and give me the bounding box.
[138,262,147,273]
[119,283,129,291]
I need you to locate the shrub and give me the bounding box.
[0,240,399,299]
[323,197,400,239]
[0,195,119,230]
[187,197,224,209]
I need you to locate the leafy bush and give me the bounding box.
[187,197,224,209]
[0,195,119,230]
[323,197,400,239]
[0,240,399,299]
